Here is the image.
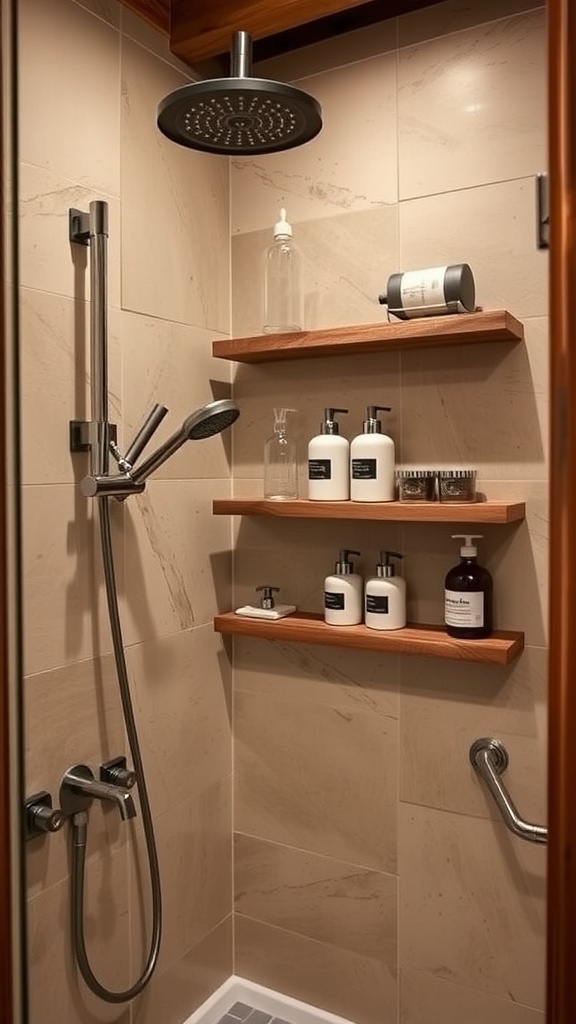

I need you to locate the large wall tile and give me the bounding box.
[120,38,230,332]
[231,53,398,235]
[232,207,398,337]
[73,0,120,29]
[398,179,548,320]
[121,478,232,645]
[234,833,397,962]
[19,164,121,307]
[235,690,397,872]
[400,968,544,1024]
[399,803,546,1009]
[129,783,231,974]
[27,848,131,1024]
[125,625,231,816]
[132,916,233,1024]
[235,915,397,1024]
[255,19,397,82]
[120,309,232,482]
[399,0,544,48]
[25,653,127,897]
[398,9,546,198]
[20,288,122,486]
[234,635,399,718]
[18,0,121,197]
[400,644,547,822]
[22,483,124,675]
[120,7,193,75]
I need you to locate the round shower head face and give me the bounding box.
[157,78,322,156]
[184,399,240,441]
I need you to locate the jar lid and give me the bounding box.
[438,469,476,478]
[396,468,437,478]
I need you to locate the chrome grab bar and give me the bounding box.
[469,738,548,845]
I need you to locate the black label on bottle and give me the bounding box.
[309,459,331,480]
[325,591,345,610]
[366,594,389,614]
[351,458,377,480]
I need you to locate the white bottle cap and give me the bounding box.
[274,207,292,238]
[452,534,483,557]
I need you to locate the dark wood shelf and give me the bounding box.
[214,611,524,665]
[213,498,525,524]
[212,310,523,363]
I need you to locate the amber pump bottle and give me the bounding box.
[444,534,493,639]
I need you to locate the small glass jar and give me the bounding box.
[397,468,437,502]
[438,469,477,502]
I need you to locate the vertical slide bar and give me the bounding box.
[88,200,109,478]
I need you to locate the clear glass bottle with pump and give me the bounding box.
[324,548,363,626]
[264,408,298,500]
[263,208,303,334]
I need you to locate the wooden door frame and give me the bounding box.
[0,1,574,1022]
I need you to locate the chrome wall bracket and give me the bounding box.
[470,737,547,844]
[69,207,90,246]
[69,419,117,454]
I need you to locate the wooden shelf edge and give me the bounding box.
[213,310,524,363]
[214,611,524,665]
[213,499,526,524]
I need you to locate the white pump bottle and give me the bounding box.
[364,551,406,630]
[324,548,363,625]
[350,405,395,501]
[308,408,350,500]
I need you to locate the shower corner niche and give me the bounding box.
[213,309,526,665]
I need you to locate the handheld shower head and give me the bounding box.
[131,399,239,485]
[157,31,322,156]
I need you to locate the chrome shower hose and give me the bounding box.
[70,495,162,1002]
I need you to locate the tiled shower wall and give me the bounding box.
[231,2,548,1023]
[20,2,234,1022]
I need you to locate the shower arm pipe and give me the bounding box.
[469,738,548,844]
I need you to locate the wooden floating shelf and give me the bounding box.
[212,310,524,364]
[214,612,524,666]
[213,499,525,524]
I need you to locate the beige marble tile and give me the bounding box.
[24,653,128,896]
[73,0,121,28]
[399,0,544,51]
[398,179,548,320]
[26,848,131,1024]
[21,483,125,675]
[20,288,122,486]
[132,916,232,1024]
[19,163,121,308]
[121,7,194,77]
[398,317,548,480]
[125,625,231,816]
[121,479,233,645]
[232,207,398,337]
[120,38,230,332]
[399,803,546,1009]
[234,690,397,872]
[400,967,545,1024]
[231,52,398,235]
[120,309,233,482]
[235,915,397,1024]
[19,0,121,197]
[234,833,397,962]
[400,644,547,822]
[129,782,232,974]
[233,635,399,718]
[255,18,397,82]
[398,9,546,199]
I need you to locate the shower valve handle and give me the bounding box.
[122,403,169,470]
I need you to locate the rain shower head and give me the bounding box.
[157,31,322,156]
[131,399,239,485]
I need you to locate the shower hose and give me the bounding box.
[70,495,162,1002]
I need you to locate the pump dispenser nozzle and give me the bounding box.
[363,406,392,434]
[376,550,402,578]
[321,408,348,435]
[335,548,361,574]
[452,534,483,557]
